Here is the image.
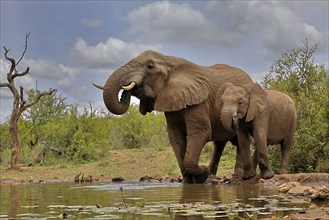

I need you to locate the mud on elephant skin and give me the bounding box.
[215,82,297,179]
[95,50,253,183]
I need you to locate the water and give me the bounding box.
[0,181,309,219]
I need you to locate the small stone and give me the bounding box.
[112,176,125,182]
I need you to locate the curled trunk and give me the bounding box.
[103,68,132,115]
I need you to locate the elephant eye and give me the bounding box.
[238,100,244,105]
[147,63,154,69]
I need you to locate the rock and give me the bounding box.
[288,185,314,196]
[310,186,329,200]
[278,181,301,193]
[139,175,152,182]
[112,176,125,182]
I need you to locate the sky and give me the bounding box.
[0,0,328,123]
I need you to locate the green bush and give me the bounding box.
[107,105,169,150]
[262,40,329,173]
[0,100,169,166]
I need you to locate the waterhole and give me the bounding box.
[0,181,309,219]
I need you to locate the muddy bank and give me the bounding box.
[208,173,329,203]
[208,173,329,220]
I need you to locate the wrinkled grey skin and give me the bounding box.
[101,50,253,183]
[215,82,297,179]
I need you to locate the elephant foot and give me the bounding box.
[195,166,209,183]
[277,168,288,174]
[233,168,244,179]
[182,175,193,184]
[242,169,256,180]
[183,166,209,184]
[260,166,275,179]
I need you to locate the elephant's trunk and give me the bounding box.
[232,116,239,132]
[103,69,129,115]
[220,108,238,132]
[103,63,139,115]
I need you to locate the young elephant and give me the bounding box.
[215,82,297,179]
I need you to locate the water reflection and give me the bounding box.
[8,184,20,219]
[0,181,309,219]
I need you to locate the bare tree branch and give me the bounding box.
[3,46,16,76]
[21,89,56,112]
[16,33,30,66]
[89,101,93,118]
[13,67,30,79]
[20,86,24,103]
[0,82,11,88]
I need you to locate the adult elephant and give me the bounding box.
[96,50,254,183]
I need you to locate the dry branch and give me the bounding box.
[21,89,56,112]
[16,33,30,65]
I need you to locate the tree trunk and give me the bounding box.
[9,114,21,170]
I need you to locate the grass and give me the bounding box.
[0,145,236,182]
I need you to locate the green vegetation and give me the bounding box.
[262,40,329,173]
[0,90,170,166]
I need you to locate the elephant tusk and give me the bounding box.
[122,82,136,91]
[92,83,104,90]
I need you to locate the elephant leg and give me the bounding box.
[230,137,244,178]
[184,133,210,184]
[209,141,227,175]
[278,137,293,174]
[252,148,258,174]
[253,120,274,179]
[165,117,188,181]
[183,108,211,183]
[236,131,255,180]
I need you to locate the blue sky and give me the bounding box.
[1,0,328,122]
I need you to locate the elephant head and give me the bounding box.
[100,50,210,115]
[216,82,267,132]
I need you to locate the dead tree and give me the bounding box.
[0,33,56,170]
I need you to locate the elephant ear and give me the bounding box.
[245,83,267,122]
[139,98,155,115]
[215,82,234,111]
[154,69,210,112]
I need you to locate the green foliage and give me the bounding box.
[0,91,169,166]
[262,40,329,173]
[108,105,169,149]
[0,124,11,163]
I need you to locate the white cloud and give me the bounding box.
[203,1,327,58]
[0,103,11,122]
[69,37,161,69]
[125,1,236,46]
[20,59,67,80]
[1,57,79,99]
[0,59,12,99]
[122,1,327,59]
[81,18,102,28]
[56,64,76,91]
